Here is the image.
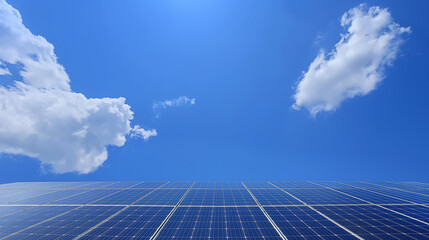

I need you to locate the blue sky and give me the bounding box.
[0,0,428,182]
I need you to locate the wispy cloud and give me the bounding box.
[153,96,196,118]
[0,0,155,174]
[293,4,410,116]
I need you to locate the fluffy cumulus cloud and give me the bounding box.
[0,0,156,174]
[153,96,195,118]
[293,4,411,116]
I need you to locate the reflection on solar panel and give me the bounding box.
[0,181,428,239]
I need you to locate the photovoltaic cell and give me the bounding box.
[265,206,358,239]
[284,188,366,205]
[382,205,429,223]
[181,189,256,206]
[271,181,322,189]
[192,182,245,189]
[314,205,429,240]
[0,206,75,238]
[91,189,154,205]
[244,182,276,189]
[0,206,32,218]
[6,206,123,240]
[314,182,357,188]
[79,206,172,240]
[1,181,429,239]
[97,182,140,189]
[333,188,410,204]
[248,189,302,205]
[72,182,117,189]
[10,190,88,205]
[134,189,187,205]
[157,206,282,239]
[336,182,386,189]
[366,188,429,204]
[0,190,57,204]
[160,182,193,188]
[52,189,121,204]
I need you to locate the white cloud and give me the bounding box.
[293,4,411,116]
[153,96,195,118]
[0,0,155,174]
[130,125,157,140]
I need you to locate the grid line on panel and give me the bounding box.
[0,206,80,240]
[242,182,287,240]
[150,182,195,240]
[268,182,364,240]
[310,182,429,226]
[362,181,429,197]
[333,182,429,207]
[73,181,170,240]
[314,205,429,239]
[1,182,142,239]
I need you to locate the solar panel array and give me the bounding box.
[0,181,428,239]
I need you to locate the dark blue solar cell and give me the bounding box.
[53,189,121,204]
[383,204,429,223]
[314,205,429,240]
[79,206,171,240]
[333,188,410,204]
[129,181,167,188]
[271,181,323,189]
[160,182,194,188]
[265,206,358,239]
[0,190,57,204]
[10,190,88,204]
[157,206,282,239]
[134,189,187,205]
[97,182,140,189]
[284,188,366,205]
[367,188,429,204]
[0,206,32,217]
[181,189,257,206]
[6,206,123,240]
[91,189,153,205]
[0,206,76,238]
[192,182,245,189]
[244,182,276,189]
[249,189,302,205]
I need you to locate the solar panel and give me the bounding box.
[271,181,322,189]
[265,206,358,239]
[244,182,276,189]
[129,181,167,188]
[10,190,88,205]
[79,206,172,240]
[91,189,154,205]
[0,190,57,204]
[248,189,302,205]
[283,188,366,205]
[134,189,187,205]
[382,204,429,223]
[0,206,75,238]
[332,188,410,204]
[181,189,256,206]
[156,206,282,239]
[1,181,429,239]
[160,182,193,188]
[6,206,123,239]
[192,181,245,189]
[314,205,429,239]
[53,189,121,204]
